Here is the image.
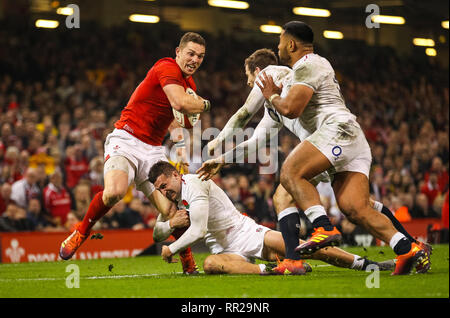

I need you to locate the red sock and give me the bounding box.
[78,191,110,235]
[172,227,191,255]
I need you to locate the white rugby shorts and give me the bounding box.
[306,117,372,178]
[204,214,271,263]
[104,128,168,195]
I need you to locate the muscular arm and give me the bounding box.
[163,84,208,114]
[270,84,313,119]
[168,198,209,255]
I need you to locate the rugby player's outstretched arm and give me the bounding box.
[208,86,266,157]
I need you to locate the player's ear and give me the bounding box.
[175,46,180,57]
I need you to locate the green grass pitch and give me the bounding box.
[0,245,448,298]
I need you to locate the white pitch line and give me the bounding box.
[0,272,193,282]
[0,265,334,282]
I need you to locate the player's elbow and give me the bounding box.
[280,103,304,119]
[192,227,207,240]
[170,101,184,113]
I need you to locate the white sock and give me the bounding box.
[350,254,365,270]
[373,200,383,212]
[258,264,267,273]
[304,205,327,223]
[277,207,298,221]
[389,232,407,249]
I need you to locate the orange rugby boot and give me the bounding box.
[415,241,432,274]
[262,256,310,275]
[179,247,199,275]
[391,242,427,275]
[59,225,89,260]
[295,227,342,255]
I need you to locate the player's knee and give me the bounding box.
[102,188,126,207]
[203,255,223,274]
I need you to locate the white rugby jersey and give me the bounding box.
[291,53,356,134]
[168,174,245,254]
[220,65,309,163]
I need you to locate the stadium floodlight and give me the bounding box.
[323,30,344,39]
[56,7,74,15]
[371,15,405,25]
[35,19,59,28]
[292,7,331,17]
[413,38,435,47]
[425,48,437,56]
[442,21,449,29]
[260,24,282,34]
[129,14,160,23]
[208,0,249,10]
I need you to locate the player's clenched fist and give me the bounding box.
[161,245,176,263]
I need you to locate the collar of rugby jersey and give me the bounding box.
[292,52,315,70]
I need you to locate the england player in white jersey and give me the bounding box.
[256,21,430,275]
[196,48,424,275]
[149,160,394,275]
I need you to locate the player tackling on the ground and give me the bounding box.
[254,21,429,275]
[197,48,430,275]
[59,32,211,274]
[149,161,395,274]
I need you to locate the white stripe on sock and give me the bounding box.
[304,205,327,223]
[373,200,383,212]
[277,207,299,221]
[389,232,406,249]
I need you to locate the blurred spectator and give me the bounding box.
[43,169,72,226]
[0,182,12,215]
[26,198,51,231]
[410,193,440,218]
[64,145,89,189]
[0,203,34,231]
[72,181,91,221]
[420,172,441,207]
[118,198,147,230]
[10,167,40,209]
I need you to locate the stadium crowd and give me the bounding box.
[0,20,448,241]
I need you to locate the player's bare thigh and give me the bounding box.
[203,253,252,274]
[281,140,332,182]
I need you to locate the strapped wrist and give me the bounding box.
[269,93,280,104]
[203,99,211,112]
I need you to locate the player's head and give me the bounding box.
[148,161,182,203]
[244,49,278,87]
[176,32,206,77]
[278,21,314,66]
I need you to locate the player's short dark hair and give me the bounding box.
[179,32,206,48]
[282,21,314,45]
[245,49,278,74]
[148,161,177,184]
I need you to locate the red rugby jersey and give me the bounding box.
[115,58,196,146]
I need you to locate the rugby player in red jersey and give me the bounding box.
[59,32,210,274]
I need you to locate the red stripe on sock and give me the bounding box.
[78,191,110,235]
